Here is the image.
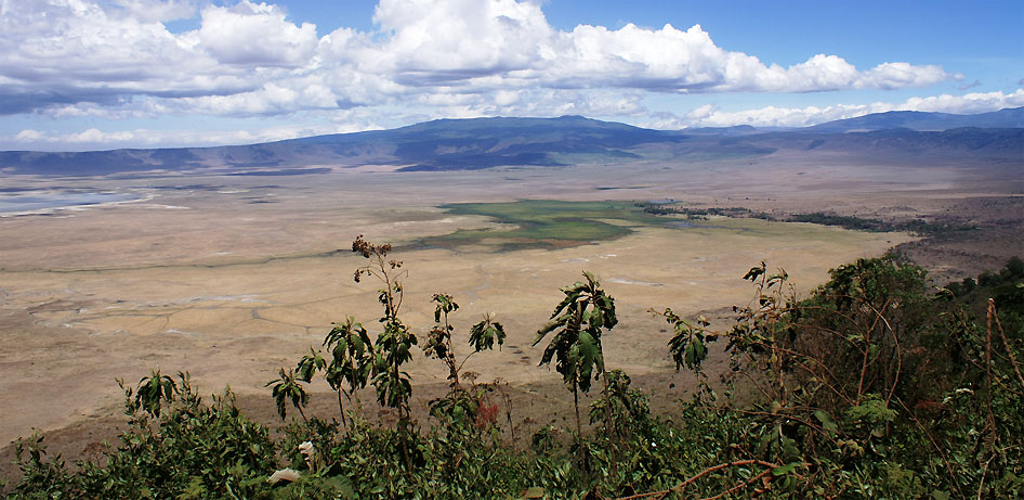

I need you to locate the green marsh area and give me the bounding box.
[421,200,669,251]
[419,199,881,252]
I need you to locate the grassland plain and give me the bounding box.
[2,150,1014,477]
[0,206,906,451]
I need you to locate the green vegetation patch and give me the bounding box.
[417,199,884,252]
[421,200,669,251]
[639,202,975,236]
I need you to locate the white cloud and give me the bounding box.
[197,1,318,67]
[70,128,135,144]
[0,0,249,114]
[370,0,553,78]
[4,122,384,151]
[355,12,953,94]
[179,80,344,116]
[686,104,715,120]
[8,89,1022,151]
[0,0,959,122]
[46,99,172,119]
[109,0,197,23]
[859,62,954,90]
[403,88,646,120]
[13,129,45,142]
[669,89,1024,129]
[901,89,1024,114]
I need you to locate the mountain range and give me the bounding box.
[807,106,1024,132]
[1,107,1021,177]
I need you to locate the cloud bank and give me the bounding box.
[669,89,1024,129]
[9,89,1022,151]
[1,0,956,120]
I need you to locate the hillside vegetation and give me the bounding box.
[4,240,1022,499]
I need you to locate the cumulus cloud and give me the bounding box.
[178,81,347,116]
[370,0,554,80]
[0,0,251,114]
[407,88,646,119]
[533,27,949,93]
[3,122,382,151]
[198,1,318,67]
[0,0,959,121]
[359,11,953,94]
[13,129,45,142]
[109,0,197,23]
[901,89,1024,114]
[669,89,1024,129]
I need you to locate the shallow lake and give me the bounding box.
[0,191,139,213]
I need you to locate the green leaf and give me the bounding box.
[743,263,766,282]
[578,331,599,365]
[772,462,798,476]
[814,410,839,434]
[534,317,567,343]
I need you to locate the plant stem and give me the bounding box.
[601,364,618,479]
[337,389,347,434]
[574,380,588,487]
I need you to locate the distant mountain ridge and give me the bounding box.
[1,108,1021,177]
[808,106,1024,132]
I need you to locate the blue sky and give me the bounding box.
[1,0,1021,151]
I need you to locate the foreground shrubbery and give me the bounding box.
[5,241,1022,499]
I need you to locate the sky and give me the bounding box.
[1,0,1022,151]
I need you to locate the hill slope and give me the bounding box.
[1,110,1022,177]
[808,106,1024,132]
